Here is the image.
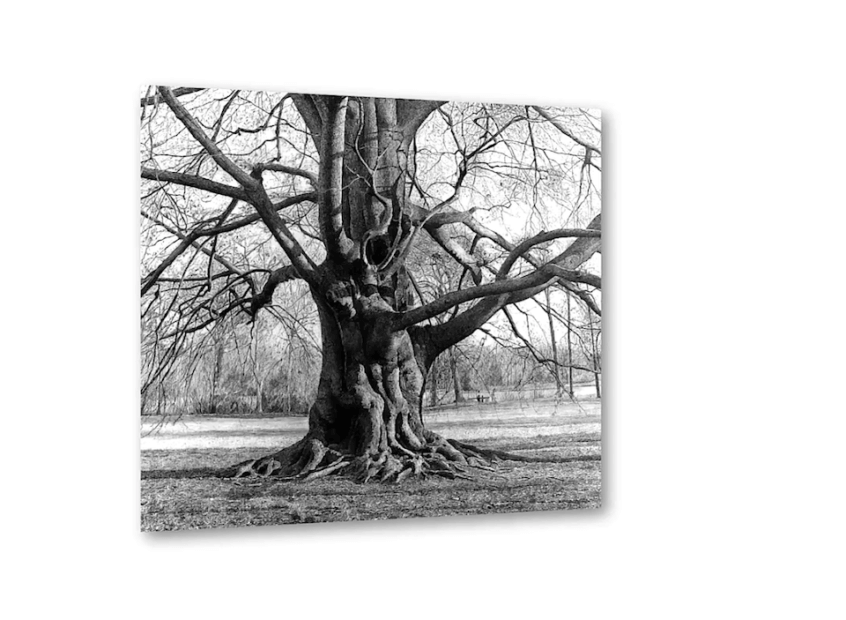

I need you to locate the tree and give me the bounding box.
[141,87,601,481]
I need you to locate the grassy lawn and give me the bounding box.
[140,398,601,531]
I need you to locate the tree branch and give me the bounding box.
[204,192,316,236]
[545,266,601,289]
[157,86,257,188]
[290,94,323,145]
[141,168,249,201]
[532,106,601,156]
[395,256,599,331]
[497,229,602,280]
[251,162,318,187]
[141,211,247,295]
[249,265,302,316]
[416,213,601,364]
[141,191,316,295]
[317,96,354,260]
[425,226,482,285]
[397,99,446,140]
[564,282,602,316]
[139,87,204,108]
[153,88,320,282]
[245,187,321,285]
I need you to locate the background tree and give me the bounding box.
[141,87,601,481]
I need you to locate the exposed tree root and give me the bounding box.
[219,433,598,483]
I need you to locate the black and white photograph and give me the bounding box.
[6,3,844,617]
[140,88,602,530]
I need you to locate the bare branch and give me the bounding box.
[251,162,318,187]
[249,265,302,316]
[425,226,482,285]
[397,99,446,139]
[564,282,602,316]
[204,192,316,236]
[498,229,602,280]
[139,87,204,108]
[245,188,321,284]
[141,168,249,202]
[157,86,257,188]
[290,94,323,145]
[417,213,601,362]
[147,90,320,283]
[545,266,601,289]
[316,96,354,260]
[532,106,601,156]
[141,210,248,295]
[141,188,315,296]
[395,257,599,330]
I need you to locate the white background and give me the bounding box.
[2,2,844,618]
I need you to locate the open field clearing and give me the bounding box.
[141,397,601,531]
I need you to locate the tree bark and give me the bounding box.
[225,289,489,481]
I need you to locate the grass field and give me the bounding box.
[140,397,601,531]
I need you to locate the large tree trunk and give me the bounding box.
[227,291,485,481]
[225,96,486,481]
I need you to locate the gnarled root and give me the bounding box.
[220,437,345,480]
[219,432,498,483]
[218,431,599,483]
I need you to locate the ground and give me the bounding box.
[141,396,601,531]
